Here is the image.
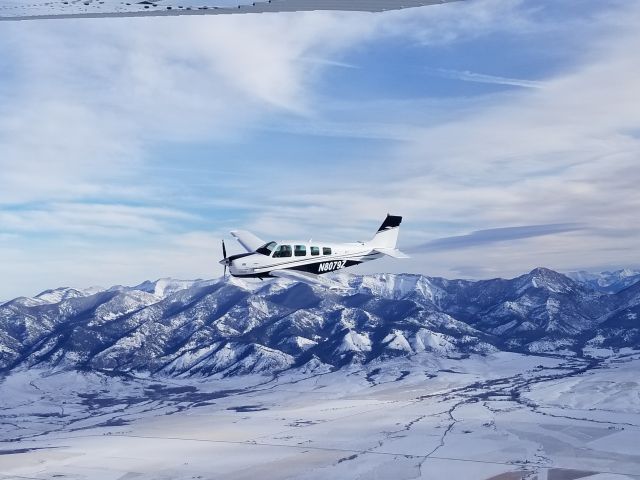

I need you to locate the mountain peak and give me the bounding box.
[523,267,576,293]
[529,266,562,277]
[34,287,86,304]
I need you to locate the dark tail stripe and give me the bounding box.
[377,214,402,232]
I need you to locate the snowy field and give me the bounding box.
[1,352,640,480]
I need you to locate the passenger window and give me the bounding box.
[310,246,320,256]
[294,245,306,257]
[273,245,292,258]
[323,247,332,255]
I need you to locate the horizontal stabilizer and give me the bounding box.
[373,248,410,259]
[271,270,351,292]
[230,230,265,253]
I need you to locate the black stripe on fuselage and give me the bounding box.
[248,251,379,272]
[229,254,376,279]
[232,259,363,278]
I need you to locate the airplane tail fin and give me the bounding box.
[368,214,403,249]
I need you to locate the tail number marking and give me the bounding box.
[318,260,346,272]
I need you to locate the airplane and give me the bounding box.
[219,214,408,289]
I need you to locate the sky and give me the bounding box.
[1,0,639,298]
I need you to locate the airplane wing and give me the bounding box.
[0,0,464,21]
[270,270,351,292]
[230,230,265,253]
[373,248,410,259]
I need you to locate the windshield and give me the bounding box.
[256,241,277,256]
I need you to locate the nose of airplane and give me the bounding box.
[220,252,256,276]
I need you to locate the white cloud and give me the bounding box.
[0,203,196,236]
[379,0,535,44]
[1,0,639,296]
[0,12,384,206]
[0,0,535,206]
[390,10,640,227]
[1,1,528,204]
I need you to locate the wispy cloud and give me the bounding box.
[430,68,545,88]
[301,57,358,69]
[0,203,196,236]
[411,223,586,252]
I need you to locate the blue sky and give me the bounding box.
[1,0,639,298]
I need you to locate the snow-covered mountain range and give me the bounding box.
[1,268,639,377]
[567,268,640,293]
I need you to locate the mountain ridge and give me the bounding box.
[1,268,638,378]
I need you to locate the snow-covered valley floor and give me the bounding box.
[1,353,640,480]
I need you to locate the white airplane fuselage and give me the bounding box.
[228,241,384,278]
[221,215,407,284]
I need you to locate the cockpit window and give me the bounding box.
[256,241,277,256]
[272,244,292,258]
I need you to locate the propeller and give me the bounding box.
[222,239,228,278]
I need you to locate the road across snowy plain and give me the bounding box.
[1,352,639,479]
